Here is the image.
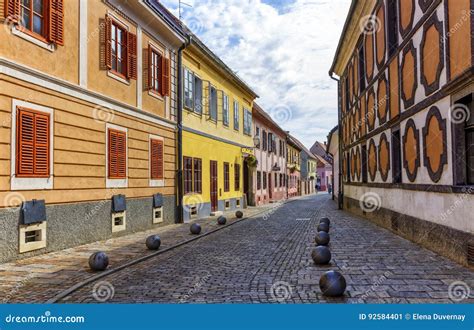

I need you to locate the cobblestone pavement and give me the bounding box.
[0,201,279,303]
[61,194,474,304]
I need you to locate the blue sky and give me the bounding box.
[161,0,351,148]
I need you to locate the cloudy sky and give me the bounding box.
[161,0,351,148]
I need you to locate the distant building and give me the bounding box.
[286,135,302,197]
[310,141,333,191]
[252,104,287,205]
[327,126,339,203]
[292,138,318,195]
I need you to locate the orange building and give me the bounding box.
[329,0,473,266]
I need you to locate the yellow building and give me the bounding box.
[286,135,302,197]
[181,36,258,220]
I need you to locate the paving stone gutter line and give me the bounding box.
[47,199,297,303]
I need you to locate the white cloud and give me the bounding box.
[162,0,351,148]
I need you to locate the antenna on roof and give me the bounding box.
[179,0,192,19]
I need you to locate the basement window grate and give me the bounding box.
[25,230,41,243]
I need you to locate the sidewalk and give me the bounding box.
[0,200,287,303]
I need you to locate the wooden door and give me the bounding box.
[210,160,218,212]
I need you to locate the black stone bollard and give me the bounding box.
[190,223,202,235]
[319,271,347,297]
[217,216,227,225]
[89,251,109,271]
[311,246,332,265]
[317,222,329,233]
[315,231,330,246]
[145,235,161,250]
[235,210,244,218]
[319,217,331,225]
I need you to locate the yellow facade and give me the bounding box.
[181,42,257,218]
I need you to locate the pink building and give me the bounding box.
[311,141,333,191]
[252,104,287,205]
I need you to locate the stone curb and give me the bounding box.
[47,199,297,303]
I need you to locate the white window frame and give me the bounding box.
[149,134,165,187]
[223,93,229,126]
[11,99,54,191]
[106,123,128,188]
[112,211,126,233]
[233,100,240,131]
[153,206,163,224]
[184,68,194,110]
[19,221,47,253]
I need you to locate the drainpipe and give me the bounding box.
[330,72,343,210]
[176,37,190,223]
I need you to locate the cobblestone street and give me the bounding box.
[61,194,474,304]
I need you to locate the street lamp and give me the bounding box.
[253,135,261,148]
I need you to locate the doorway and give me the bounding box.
[210,160,218,212]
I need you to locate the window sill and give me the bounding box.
[11,176,53,191]
[107,70,130,85]
[148,90,165,101]
[106,178,128,188]
[12,27,55,52]
[150,179,165,187]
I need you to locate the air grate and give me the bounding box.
[467,243,474,266]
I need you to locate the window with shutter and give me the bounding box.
[149,47,162,94]
[108,128,127,179]
[161,56,170,96]
[234,163,240,191]
[48,0,64,45]
[106,17,136,80]
[150,139,164,180]
[224,162,230,192]
[16,107,50,178]
[193,158,202,193]
[127,32,137,80]
[5,0,21,23]
[183,156,193,194]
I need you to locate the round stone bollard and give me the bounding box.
[145,235,161,250]
[319,270,347,297]
[311,246,332,265]
[235,210,244,219]
[319,217,331,226]
[315,231,330,246]
[217,216,227,225]
[317,222,330,233]
[88,251,109,271]
[190,223,202,235]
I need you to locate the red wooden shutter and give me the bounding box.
[108,129,126,179]
[161,56,170,96]
[127,32,137,80]
[5,0,20,22]
[150,139,164,180]
[16,108,50,177]
[48,0,64,45]
[105,15,112,69]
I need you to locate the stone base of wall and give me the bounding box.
[0,196,176,263]
[183,197,243,222]
[343,196,474,268]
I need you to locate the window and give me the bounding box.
[16,107,50,178]
[234,163,241,191]
[194,76,203,113]
[243,108,252,135]
[110,21,127,76]
[262,130,267,151]
[255,126,260,148]
[20,0,46,37]
[263,172,267,189]
[223,94,230,126]
[453,94,474,185]
[19,222,46,253]
[274,173,278,188]
[387,0,399,58]
[148,47,170,96]
[183,156,193,194]
[224,162,230,192]
[233,101,240,130]
[210,86,218,121]
[392,130,402,183]
[184,69,194,110]
[108,128,127,179]
[150,139,164,180]
[257,171,261,190]
[268,133,273,153]
[193,158,202,193]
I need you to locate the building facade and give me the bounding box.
[294,138,318,195]
[330,0,473,266]
[327,126,339,203]
[310,140,333,191]
[286,135,302,198]
[0,0,185,261]
[252,103,287,205]
[181,35,258,221]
